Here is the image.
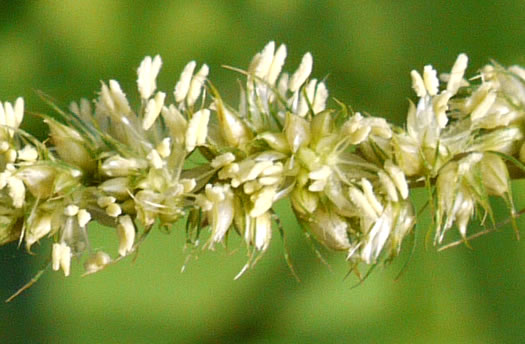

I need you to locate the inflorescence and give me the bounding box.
[1,42,524,288]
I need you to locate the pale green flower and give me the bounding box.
[2,41,525,298]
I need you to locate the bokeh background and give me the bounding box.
[1,0,524,343]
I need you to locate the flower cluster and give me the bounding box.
[1,42,524,284]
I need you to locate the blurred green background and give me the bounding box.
[1,0,524,343]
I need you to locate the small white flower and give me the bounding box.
[342,113,371,144]
[284,112,311,153]
[101,155,148,177]
[297,79,318,117]
[186,64,209,107]
[106,80,132,116]
[289,52,313,92]
[470,89,497,122]
[97,196,116,208]
[156,138,171,158]
[99,177,130,199]
[52,243,62,271]
[137,55,162,100]
[5,149,16,163]
[211,152,236,169]
[359,207,393,263]
[237,160,273,185]
[361,178,384,216]
[77,209,91,228]
[215,99,251,147]
[0,97,24,140]
[308,165,332,192]
[64,204,79,217]
[69,98,92,121]
[17,145,38,162]
[252,41,275,79]
[185,109,210,152]
[410,70,427,98]
[147,149,164,169]
[161,105,188,145]
[250,186,277,217]
[52,242,72,276]
[180,178,196,193]
[142,91,166,130]
[384,160,409,200]
[199,184,234,248]
[308,207,351,251]
[7,175,25,208]
[174,61,197,103]
[446,53,468,95]
[25,213,52,249]
[423,65,439,96]
[312,82,328,114]
[254,212,272,251]
[84,251,112,274]
[267,43,287,85]
[378,170,399,202]
[411,65,439,97]
[349,186,379,219]
[117,215,135,256]
[106,203,122,218]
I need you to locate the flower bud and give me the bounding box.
[258,132,290,153]
[161,105,187,145]
[0,215,19,245]
[101,155,148,177]
[284,112,311,153]
[99,177,131,200]
[216,99,252,148]
[471,126,523,155]
[17,164,55,199]
[96,80,131,120]
[306,206,351,251]
[25,213,53,250]
[46,118,95,173]
[254,212,272,251]
[310,111,334,145]
[290,187,319,216]
[480,153,509,196]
